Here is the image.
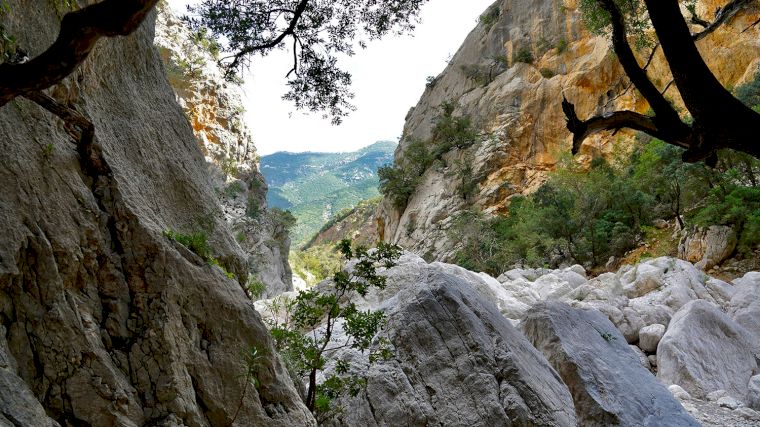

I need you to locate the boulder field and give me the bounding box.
[258,254,760,426]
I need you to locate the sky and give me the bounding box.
[167,0,495,155]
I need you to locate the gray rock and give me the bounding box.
[657,300,758,400]
[330,271,577,427]
[639,323,666,353]
[156,7,293,297]
[679,225,737,270]
[718,396,743,410]
[748,375,760,410]
[648,355,658,367]
[620,263,665,298]
[729,272,760,354]
[668,385,692,401]
[629,345,651,370]
[521,302,698,426]
[735,407,760,421]
[707,390,729,402]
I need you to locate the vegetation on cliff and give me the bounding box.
[379,101,481,210]
[451,138,760,275]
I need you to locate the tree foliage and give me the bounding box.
[266,239,402,418]
[187,0,428,124]
[451,142,760,275]
[379,101,480,210]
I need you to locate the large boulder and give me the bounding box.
[521,302,698,426]
[748,375,760,410]
[729,272,760,354]
[327,270,577,426]
[657,300,758,401]
[678,225,737,270]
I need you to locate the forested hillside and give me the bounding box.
[261,141,395,245]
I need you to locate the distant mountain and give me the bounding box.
[260,141,397,246]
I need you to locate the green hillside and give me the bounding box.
[260,141,396,246]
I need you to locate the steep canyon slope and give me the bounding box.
[379,0,760,260]
[155,6,293,297]
[0,2,312,425]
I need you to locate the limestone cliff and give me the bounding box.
[380,0,760,261]
[0,1,313,425]
[154,5,292,297]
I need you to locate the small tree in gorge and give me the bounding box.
[565,0,760,164]
[186,0,429,124]
[267,239,401,418]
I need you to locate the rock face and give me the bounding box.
[326,266,577,426]
[657,300,758,401]
[522,302,698,426]
[378,0,760,262]
[679,225,738,271]
[729,272,760,353]
[155,5,292,297]
[0,2,312,425]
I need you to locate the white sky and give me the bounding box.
[167,0,495,155]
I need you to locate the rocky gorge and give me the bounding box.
[0,0,758,426]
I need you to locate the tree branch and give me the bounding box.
[22,91,93,143]
[563,98,683,154]
[0,0,159,107]
[597,0,682,126]
[226,0,310,74]
[693,0,754,41]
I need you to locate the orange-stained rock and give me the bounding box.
[380,0,760,262]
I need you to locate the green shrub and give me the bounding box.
[479,5,500,29]
[449,139,760,273]
[163,230,212,260]
[221,156,238,178]
[513,47,534,64]
[191,28,221,60]
[454,158,477,200]
[246,277,267,300]
[555,38,568,54]
[246,197,262,219]
[290,244,343,286]
[379,102,480,211]
[266,240,402,417]
[735,72,760,109]
[270,208,296,233]
[224,181,245,198]
[540,68,555,78]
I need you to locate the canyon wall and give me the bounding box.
[0,1,312,424]
[380,0,760,261]
[155,5,292,297]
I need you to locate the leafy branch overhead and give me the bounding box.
[186,0,429,124]
[569,0,760,163]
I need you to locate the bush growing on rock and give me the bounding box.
[379,102,480,211]
[450,139,760,273]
